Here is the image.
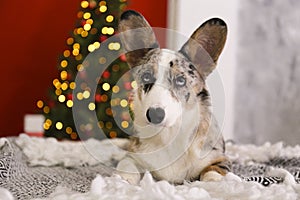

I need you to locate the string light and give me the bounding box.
[106,122,113,129]
[77,92,84,100]
[102,83,110,91]
[66,37,74,45]
[81,31,88,37]
[60,71,68,80]
[83,24,92,31]
[101,94,108,102]
[120,99,128,107]
[83,12,91,19]
[131,81,137,89]
[77,11,84,19]
[58,95,66,103]
[77,64,84,71]
[112,85,119,93]
[106,15,114,22]
[121,121,129,128]
[63,50,70,57]
[99,5,107,13]
[81,1,89,8]
[108,42,120,50]
[66,100,73,108]
[55,89,62,96]
[61,83,68,90]
[36,100,44,108]
[99,57,106,64]
[86,19,93,25]
[56,122,63,130]
[99,1,106,6]
[70,82,76,89]
[88,102,96,111]
[66,127,73,134]
[109,131,117,138]
[43,106,50,114]
[98,121,104,128]
[88,44,96,52]
[75,54,83,61]
[83,90,90,99]
[70,132,77,140]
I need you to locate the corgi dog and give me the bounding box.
[116,10,231,184]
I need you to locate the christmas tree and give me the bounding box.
[37,0,133,140]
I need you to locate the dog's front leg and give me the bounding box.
[116,157,141,185]
[200,158,231,182]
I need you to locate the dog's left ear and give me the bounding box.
[118,10,159,68]
[180,18,227,78]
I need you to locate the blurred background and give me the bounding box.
[0,0,299,145]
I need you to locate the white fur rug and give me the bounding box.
[0,134,300,200]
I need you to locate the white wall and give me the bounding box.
[167,0,239,140]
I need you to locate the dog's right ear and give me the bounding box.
[118,10,159,68]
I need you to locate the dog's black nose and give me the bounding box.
[146,107,165,124]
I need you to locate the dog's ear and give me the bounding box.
[118,10,159,68]
[179,18,227,78]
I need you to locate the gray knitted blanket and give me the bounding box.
[0,135,300,200]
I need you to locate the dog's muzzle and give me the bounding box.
[146,107,165,125]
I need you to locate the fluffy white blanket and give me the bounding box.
[0,134,300,200]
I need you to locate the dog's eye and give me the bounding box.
[175,76,186,87]
[141,72,154,84]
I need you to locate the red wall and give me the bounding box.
[0,0,167,137]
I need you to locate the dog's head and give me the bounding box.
[119,10,227,135]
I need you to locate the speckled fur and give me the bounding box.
[116,10,231,184]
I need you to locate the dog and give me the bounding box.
[116,10,231,184]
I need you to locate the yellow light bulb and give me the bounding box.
[99,57,106,64]
[131,81,137,89]
[77,92,83,100]
[121,121,129,128]
[60,71,68,80]
[66,100,73,108]
[112,86,119,93]
[102,83,110,91]
[83,23,91,31]
[36,100,44,108]
[88,44,96,52]
[43,106,50,114]
[63,50,70,57]
[61,82,68,90]
[86,19,93,25]
[58,95,66,103]
[81,31,88,37]
[56,122,63,130]
[94,42,100,49]
[73,43,80,49]
[70,82,76,89]
[81,1,89,8]
[66,127,73,134]
[120,99,128,107]
[83,90,90,99]
[107,27,114,35]
[106,15,114,23]
[66,37,74,45]
[99,5,107,13]
[83,12,91,19]
[88,102,96,111]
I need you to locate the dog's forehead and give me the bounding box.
[157,49,186,67]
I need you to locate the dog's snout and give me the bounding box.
[146,107,165,124]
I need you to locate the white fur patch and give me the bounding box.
[201,171,224,182]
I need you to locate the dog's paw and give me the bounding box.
[116,157,141,185]
[117,172,141,185]
[201,171,224,182]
